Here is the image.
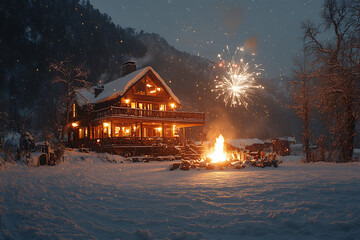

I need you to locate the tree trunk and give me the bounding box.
[340,109,356,162]
[61,86,71,142]
[303,94,311,162]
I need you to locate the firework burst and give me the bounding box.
[212,45,263,108]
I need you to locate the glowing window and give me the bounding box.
[72,103,76,118]
[146,78,163,96]
[114,126,120,137]
[103,122,111,138]
[79,127,85,139]
[122,126,131,137]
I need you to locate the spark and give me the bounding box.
[212,45,263,108]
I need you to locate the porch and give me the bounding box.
[94,106,205,124]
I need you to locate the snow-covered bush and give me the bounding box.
[3,132,21,162]
[20,132,36,153]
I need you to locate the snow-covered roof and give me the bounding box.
[75,67,181,106]
[276,137,296,142]
[226,138,265,149]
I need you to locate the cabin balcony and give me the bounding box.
[94,106,205,124]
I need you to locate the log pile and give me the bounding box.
[169,153,281,171]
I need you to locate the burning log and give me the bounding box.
[168,135,281,171]
[180,160,191,170]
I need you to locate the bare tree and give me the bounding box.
[303,0,360,162]
[50,57,89,141]
[290,50,315,162]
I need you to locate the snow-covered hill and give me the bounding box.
[1,150,360,239]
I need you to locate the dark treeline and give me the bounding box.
[290,0,360,162]
[0,0,145,137]
[0,0,300,145]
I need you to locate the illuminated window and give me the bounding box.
[114,126,120,137]
[172,125,179,137]
[103,122,111,137]
[154,127,162,137]
[159,104,165,111]
[72,103,76,118]
[138,103,143,109]
[146,78,162,96]
[131,102,136,108]
[122,126,131,137]
[79,127,85,139]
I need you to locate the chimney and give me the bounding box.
[94,85,104,98]
[122,61,137,76]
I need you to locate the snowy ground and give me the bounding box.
[1,151,360,240]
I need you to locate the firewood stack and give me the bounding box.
[168,153,281,171]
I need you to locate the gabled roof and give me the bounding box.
[75,66,181,106]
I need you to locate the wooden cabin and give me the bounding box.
[67,62,205,152]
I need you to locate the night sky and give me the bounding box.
[90,0,323,79]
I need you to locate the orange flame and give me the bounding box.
[208,134,227,163]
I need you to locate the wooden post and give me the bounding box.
[140,122,143,140]
[183,127,186,146]
[162,122,165,138]
[101,123,104,139]
[201,125,204,146]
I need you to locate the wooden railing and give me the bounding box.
[73,137,182,147]
[95,106,205,122]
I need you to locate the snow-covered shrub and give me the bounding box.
[3,132,21,161]
[20,132,36,153]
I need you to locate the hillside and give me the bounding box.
[0,0,300,140]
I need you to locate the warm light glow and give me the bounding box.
[160,104,165,111]
[115,126,120,137]
[125,99,130,104]
[72,103,76,118]
[103,122,111,137]
[172,125,178,137]
[208,134,227,163]
[72,122,78,127]
[146,84,152,87]
[155,127,162,132]
[170,103,175,109]
[156,87,161,91]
